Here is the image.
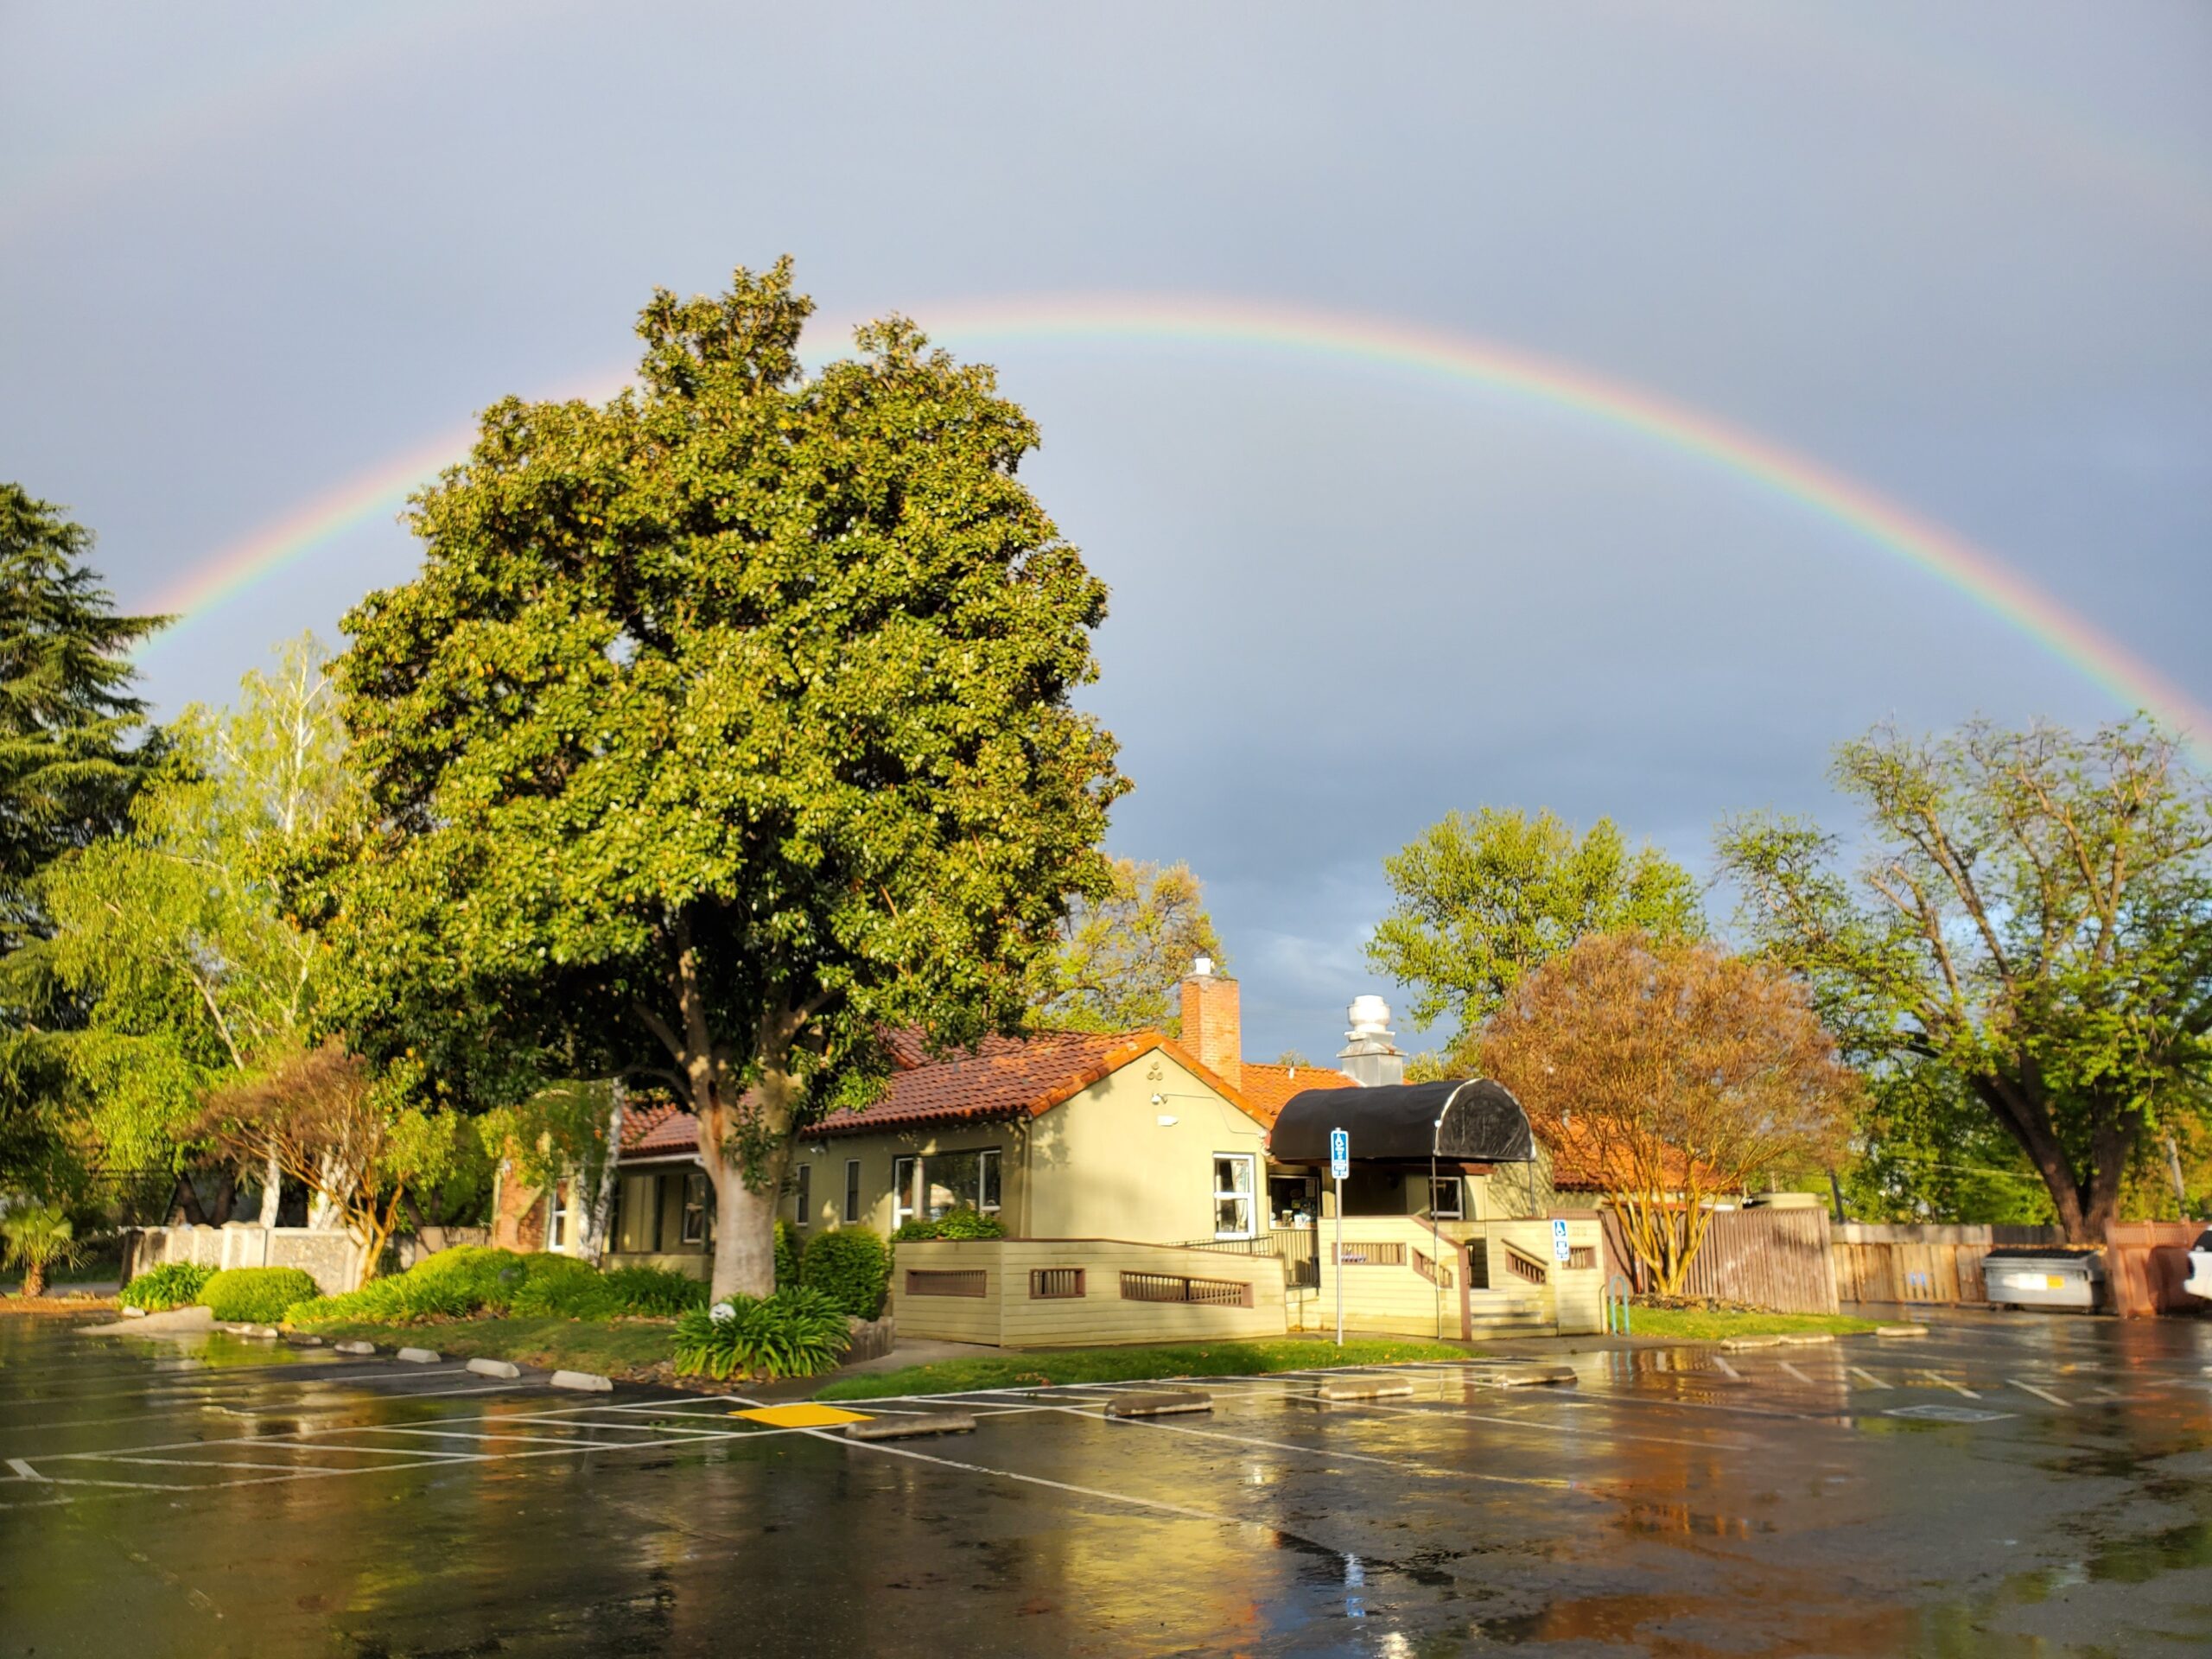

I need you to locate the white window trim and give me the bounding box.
[1213,1153,1258,1241]
[793,1164,812,1228]
[893,1157,918,1228]
[843,1159,861,1225]
[680,1170,709,1246]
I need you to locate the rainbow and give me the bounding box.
[137,295,2212,754]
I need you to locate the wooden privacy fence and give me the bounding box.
[1600,1205,1840,1314]
[2103,1221,2201,1319]
[1829,1224,2062,1306]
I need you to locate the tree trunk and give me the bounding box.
[257,1138,283,1228]
[580,1080,626,1266]
[205,1170,237,1225]
[22,1257,48,1298]
[1974,1072,2099,1243]
[697,1048,798,1303]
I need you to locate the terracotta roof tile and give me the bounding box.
[615,1027,1272,1162]
[1236,1062,1357,1128]
[815,1029,1154,1137]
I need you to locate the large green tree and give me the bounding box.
[305,262,1127,1300]
[1719,719,2212,1243]
[1029,856,1221,1036]
[1367,806,1704,1058]
[0,486,166,1192]
[33,636,359,1218]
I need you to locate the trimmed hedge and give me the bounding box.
[774,1218,801,1289]
[285,1247,707,1326]
[202,1267,321,1324]
[802,1227,890,1320]
[891,1209,1005,1242]
[119,1262,215,1312]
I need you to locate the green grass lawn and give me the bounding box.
[296,1316,678,1377]
[815,1337,1469,1400]
[1623,1306,1878,1341]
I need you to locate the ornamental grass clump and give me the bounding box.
[202,1267,321,1324]
[673,1287,849,1380]
[118,1262,216,1311]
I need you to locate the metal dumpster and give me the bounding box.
[1982,1247,2106,1313]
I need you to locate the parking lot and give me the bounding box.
[3,1311,2211,1656]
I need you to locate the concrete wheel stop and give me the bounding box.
[1104,1389,1214,1418]
[1314,1377,1416,1402]
[1876,1324,1931,1338]
[845,1412,977,1440]
[1486,1365,1579,1389]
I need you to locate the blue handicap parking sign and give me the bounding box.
[1329,1128,1351,1181]
[1552,1218,1572,1262]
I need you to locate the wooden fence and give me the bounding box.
[2104,1220,2202,1319]
[1829,1224,2063,1306]
[1600,1205,1840,1314]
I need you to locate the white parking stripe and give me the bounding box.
[1919,1372,1981,1399]
[2008,1379,2071,1408]
[1778,1362,1815,1385]
[1712,1357,1743,1381]
[1847,1367,1891,1390]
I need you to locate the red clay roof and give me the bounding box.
[1236,1061,1357,1128]
[1541,1119,1706,1192]
[615,1027,1271,1160]
[621,1099,696,1156]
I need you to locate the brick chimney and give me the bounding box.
[1179,957,1241,1089]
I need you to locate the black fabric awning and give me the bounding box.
[1270,1078,1535,1166]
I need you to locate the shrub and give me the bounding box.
[507,1253,618,1319]
[599,1265,709,1318]
[673,1287,849,1380]
[774,1218,801,1288]
[802,1227,890,1320]
[119,1262,215,1312]
[202,1267,321,1324]
[891,1208,1006,1242]
[285,1247,710,1326]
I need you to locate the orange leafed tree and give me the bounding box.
[1484,932,1858,1294]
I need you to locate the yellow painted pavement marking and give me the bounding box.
[733,1403,871,1428]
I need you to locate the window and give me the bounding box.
[1429,1178,1463,1220]
[680,1171,709,1246]
[843,1160,861,1225]
[547,1183,572,1250]
[1213,1154,1256,1239]
[893,1149,1003,1225]
[617,1173,665,1253]
[793,1164,812,1228]
[893,1156,918,1227]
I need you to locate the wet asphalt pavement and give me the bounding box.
[3,1311,2210,1656]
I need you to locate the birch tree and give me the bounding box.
[35,636,359,1211]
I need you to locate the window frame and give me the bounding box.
[843,1159,862,1225]
[680,1170,709,1246]
[793,1164,812,1229]
[1429,1176,1464,1220]
[893,1156,918,1228]
[1212,1153,1258,1241]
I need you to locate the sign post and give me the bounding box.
[1329,1127,1351,1348]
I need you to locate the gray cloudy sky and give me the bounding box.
[4,1,2209,1060]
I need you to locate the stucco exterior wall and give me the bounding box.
[1024,1051,1269,1244]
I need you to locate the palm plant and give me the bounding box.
[2,1204,79,1298]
